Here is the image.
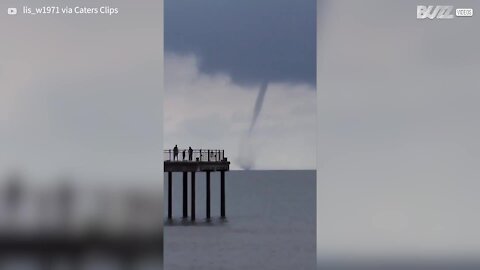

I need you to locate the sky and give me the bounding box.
[0,0,163,184]
[317,0,480,263]
[164,0,316,169]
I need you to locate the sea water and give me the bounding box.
[164,170,316,270]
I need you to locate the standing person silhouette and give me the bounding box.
[188,147,193,161]
[182,149,186,161]
[4,172,23,228]
[173,145,179,161]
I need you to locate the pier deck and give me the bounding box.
[164,160,230,172]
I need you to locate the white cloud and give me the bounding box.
[317,0,480,261]
[0,2,163,183]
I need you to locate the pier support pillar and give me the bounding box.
[168,171,172,219]
[183,172,188,218]
[221,171,226,218]
[206,171,211,219]
[40,253,54,270]
[191,172,196,221]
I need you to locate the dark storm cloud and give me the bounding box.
[165,0,315,86]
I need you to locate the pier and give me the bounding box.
[164,149,230,220]
[0,177,162,269]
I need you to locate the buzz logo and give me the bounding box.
[417,5,454,19]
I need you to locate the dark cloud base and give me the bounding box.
[165,0,316,86]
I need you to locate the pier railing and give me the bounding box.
[164,149,226,162]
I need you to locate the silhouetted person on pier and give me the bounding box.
[188,147,193,161]
[4,172,23,228]
[57,178,75,230]
[173,145,178,161]
[182,149,186,161]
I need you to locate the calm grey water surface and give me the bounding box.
[164,170,316,270]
